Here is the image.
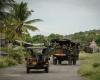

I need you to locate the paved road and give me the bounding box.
[0,62,83,80]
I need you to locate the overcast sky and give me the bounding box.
[17,0,100,36]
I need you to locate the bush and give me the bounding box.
[4,57,18,66]
[0,57,17,68]
[0,47,27,67]
[93,62,100,68]
[8,49,26,64]
[0,57,8,68]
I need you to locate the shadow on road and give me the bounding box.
[53,63,80,66]
[26,70,46,74]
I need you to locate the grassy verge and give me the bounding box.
[0,56,18,68]
[0,47,26,68]
[78,52,100,80]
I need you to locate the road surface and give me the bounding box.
[0,62,83,80]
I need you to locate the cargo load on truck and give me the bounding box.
[50,39,80,65]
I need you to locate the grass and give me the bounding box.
[0,47,26,68]
[79,52,100,80]
[0,56,18,68]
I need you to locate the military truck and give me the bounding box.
[25,47,50,73]
[50,39,80,65]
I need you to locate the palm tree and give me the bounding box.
[10,2,42,37]
[0,1,42,45]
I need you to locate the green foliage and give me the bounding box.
[0,0,42,68]
[0,57,8,68]
[79,64,94,76]
[22,33,32,42]
[1,1,41,43]
[92,62,100,68]
[32,35,45,43]
[10,1,40,34]
[0,47,26,65]
[90,73,100,80]
[4,57,18,66]
[79,53,100,80]
[8,49,25,64]
[96,35,100,46]
[0,56,17,68]
[48,33,63,41]
[65,29,100,46]
[79,53,93,60]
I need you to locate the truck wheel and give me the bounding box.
[68,56,72,65]
[58,60,61,65]
[26,68,30,73]
[68,60,72,65]
[73,59,76,65]
[53,59,57,65]
[45,67,49,73]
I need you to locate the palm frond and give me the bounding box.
[22,27,28,33]
[24,24,38,31]
[25,19,43,24]
[11,1,33,21]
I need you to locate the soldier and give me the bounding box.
[76,43,80,60]
[71,42,77,65]
[67,42,77,65]
[67,42,73,65]
[71,42,80,65]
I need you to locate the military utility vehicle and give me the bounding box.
[25,47,49,73]
[50,39,80,65]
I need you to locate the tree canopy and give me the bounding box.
[0,1,42,43]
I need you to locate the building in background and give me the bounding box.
[89,40,98,53]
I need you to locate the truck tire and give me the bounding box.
[72,58,76,65]
[58,60,62,65]
[45,67,49,73]
[53,59,57,65]
[68,56,72,65]
[68,60,72,65]
[26,68,30,73]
